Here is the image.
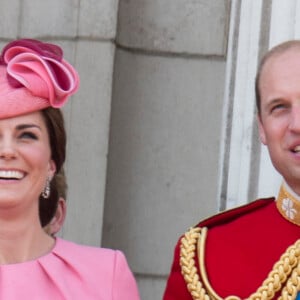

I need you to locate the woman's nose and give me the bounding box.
[0,138,17,160]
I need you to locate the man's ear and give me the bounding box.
[257,114,267,145]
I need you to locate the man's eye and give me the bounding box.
[271,104,286,112]
[19,132,38,140]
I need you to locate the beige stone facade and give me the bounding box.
[1,1,298,299]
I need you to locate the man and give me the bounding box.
[163,40,300,299]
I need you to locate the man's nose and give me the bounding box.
[289,106,300,132]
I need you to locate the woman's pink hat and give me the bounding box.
[0,39,79,119]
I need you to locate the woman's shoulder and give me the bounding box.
[53,238,124,265]
[55,238,115,253]
[49,238,140,297]
[35,239,140,299]
[52,238,137,278]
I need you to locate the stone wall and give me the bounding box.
[103,1,230,299]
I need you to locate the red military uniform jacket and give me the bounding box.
[163,183,300,299]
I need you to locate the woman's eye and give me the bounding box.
[19,131,38,140]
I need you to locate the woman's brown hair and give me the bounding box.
[39,107,67,227]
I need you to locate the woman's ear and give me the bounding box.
[48,160,57,179]
[46,197,67,236]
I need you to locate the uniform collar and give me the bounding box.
[276,181,300,226]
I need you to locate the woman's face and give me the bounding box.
[0,111,56,210]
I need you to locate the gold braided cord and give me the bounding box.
[280,262,300,300]
[247,240,300,300]
[179,226,300,300]
[180,227,209,300]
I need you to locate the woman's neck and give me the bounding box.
[0,208,54,264]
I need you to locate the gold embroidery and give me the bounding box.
[277,184,300,226]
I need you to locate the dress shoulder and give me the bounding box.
[50,238,140,300]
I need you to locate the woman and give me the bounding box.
[0,38,140,299]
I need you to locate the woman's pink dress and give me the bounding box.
[0,238,140,299]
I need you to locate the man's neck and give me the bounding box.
[283,180,300,201]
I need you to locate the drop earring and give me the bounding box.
[42,177,51,199]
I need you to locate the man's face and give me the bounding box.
[258,49,300,194]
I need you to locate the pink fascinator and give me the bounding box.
[0,38,79,119]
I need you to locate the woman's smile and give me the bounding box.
[0,170,25,180]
